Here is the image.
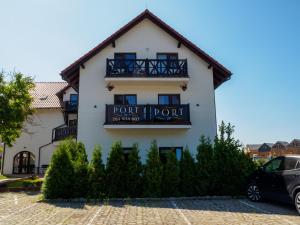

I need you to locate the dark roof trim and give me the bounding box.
[61,9,232,89]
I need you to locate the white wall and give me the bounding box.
[77,18,217,162]
[3,109,65,174]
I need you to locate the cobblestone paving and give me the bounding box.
[0,192,300,225]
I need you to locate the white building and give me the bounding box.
[1,10,231,174]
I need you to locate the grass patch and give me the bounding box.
[0,174,7,180]
[7,177,43,188]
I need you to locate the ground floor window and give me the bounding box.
[122,147,133,162]
[13,151,35,174]
[159,147,183,163]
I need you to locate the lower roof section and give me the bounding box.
[103,124,192,129]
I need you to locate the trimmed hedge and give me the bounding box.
[43,122,256,199]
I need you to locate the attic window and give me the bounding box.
[39,95,48,101]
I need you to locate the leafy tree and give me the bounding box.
[180,146,196,196]
[212,121,256,195]
[72,142,89,198]
[143,140,163,197]
[42,141,75,199]
[126,143,143,197]
[106,141,127,198]
[162,152,180,197]
[0,72,34,146]
[88,145,106,199]
[195,136,214,195]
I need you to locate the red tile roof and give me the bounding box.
[31,82,68,109]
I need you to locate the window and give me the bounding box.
[157,53,178,60]
[264,158,283,173]
[115,53,136,74]
[114,95,137,105]
[122,147,132,162]
[159,147,183,164]
[158,94,180,105]
[69,119,77,126]
[70,94,78,105]
[283,158,298,170]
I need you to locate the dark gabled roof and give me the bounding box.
[60,10,232,90]
[274,141,289,147]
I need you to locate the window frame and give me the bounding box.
[114,94,137,105]
[69,94,78,105]
[158,94,181,105]
[156,53,178,60]
[159,146,183,164]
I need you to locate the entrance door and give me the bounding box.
[13,151,35,174]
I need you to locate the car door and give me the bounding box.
[261,157,284,198]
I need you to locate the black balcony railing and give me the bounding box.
[106,59,188,77]
[53,126,77,141]
[105,104,190,125]
[63,101,78,112]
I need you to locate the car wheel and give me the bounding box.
[294,192,300,215]
[247,183,262,202]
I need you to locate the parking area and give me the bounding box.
[0,192,300,225]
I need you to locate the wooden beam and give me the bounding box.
[80,63,85,69]
[208,64,212,69]
[177,41,181,48]
[112,40,115,48]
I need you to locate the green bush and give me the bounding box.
[195,136,214,195]
[180,146,196,196]
[143,140,163,197]
[42,141,75,199]
[162,152,180,197]
[88,145,106,199]
[126,143,143,197]
[73,142,89,198]
[106,141,127,198]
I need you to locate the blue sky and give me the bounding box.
[0,0,299,145]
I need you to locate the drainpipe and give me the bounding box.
[37,123,65,174]
[1,143,6,175]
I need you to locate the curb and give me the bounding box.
[41,195,246,203]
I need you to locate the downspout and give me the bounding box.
[37,123,65,174]
[1,143,6,175]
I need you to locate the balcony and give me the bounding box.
[104,104,191,129]
[63,101,78,113]
[53,126,77,141]
[105,59,189,85]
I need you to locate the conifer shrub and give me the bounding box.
[126,143,143,197]
[180,146,196,196]
[143,140,163,197]
[212,121,256,195]
[88,145,106,199]
[106,141,127,198]
[72,142,89,198]
[162,152,180,197]
[42,141,75,199]
[195,136,214,195]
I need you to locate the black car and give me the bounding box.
[247,155,300,214]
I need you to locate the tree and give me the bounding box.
[143,140,163,197]
[180,146,196,196]
[162,152,180,197]
[195,136,214,195]
[0,72,34,146]
[42,141,75,199]
[212,121,256,195]
[106,141,127,197]
[88,145,106,199]
[126,143,143,197]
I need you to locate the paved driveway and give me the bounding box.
[0,192,299,225]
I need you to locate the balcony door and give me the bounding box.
[114,94,137,105]
[157,53,178,75]
[115,53,136,74]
